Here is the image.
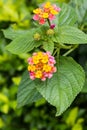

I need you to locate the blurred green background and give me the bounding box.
[0,0,87,130]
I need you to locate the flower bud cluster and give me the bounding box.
[34,33,41,40]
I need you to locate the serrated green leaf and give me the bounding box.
[43,41,54,54]
[54,3,77,26]
[70,0,87,23]
[55,26,87,44]
[5,29,42,54]
[35,56,85,116]
[17,71,42,108]
[81,78,87,93]
[3,28,28,40]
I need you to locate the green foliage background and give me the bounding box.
[0,0,87,130]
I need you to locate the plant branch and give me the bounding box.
[63,45,78,56]
[47,19,51,26]
[59,43,72,49]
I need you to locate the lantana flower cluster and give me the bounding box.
[27,52,57,81]
[33,2,61,28]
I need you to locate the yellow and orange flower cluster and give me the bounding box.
[27,52,57,81]
[33,2,61,27]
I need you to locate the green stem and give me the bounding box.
[63,45,78,56]
[57,48,60,58]
[56,47,60,65]
[59,43,72,49]
[53,48,58,56]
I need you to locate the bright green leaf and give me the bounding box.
[1,104,9,114]
[0,118,5,128]
[72,123,83,130]
[54,3,77,26]
[35,98,46,107]
[55,26,87,44]
[5,29,42,54]
[0,93,9,103]
[35,56,85,116]
[3,28,28,40]
[12,77,21,85]
[17,71,42,108]
[70,0,87,23]
[66,107,78,126]
[43,41,54,54]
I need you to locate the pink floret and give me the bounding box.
[27,57,33,65]
[52,67,57,73]
[48,73,53,78]
[49,14,55,21]
[49,56,56,65]
[29,72,35,80]
[33,14,39,21]
[53,5,61,12]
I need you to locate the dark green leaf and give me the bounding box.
[17,71,42,108]
[81,78,87,93]
[35,56,85,116]
[81,63,87,93]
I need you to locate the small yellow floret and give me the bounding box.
[43,64,51,72]
[37,52,43,60]
[32,56,39,64]
[50,10,58,15]
[33,8,42,14]
[28,65,36,71]
[42,13,49,18]
[35,70,42,78]
[41,55,48,63]
[44,2,51,8]
[49,6,54,10]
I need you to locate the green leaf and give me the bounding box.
[66,107,78,126]
[17,71,42,108]
[81,78,87,93]
[70,0,87,23]
[3,28,28,40]
[55,26,87,44]
[35,56,85,116]
[5,29,42,54]
[43,41,54,54]
[81,63,87,93]
[54,3,77,26]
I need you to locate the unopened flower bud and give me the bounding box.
[34,33,41,40]
[50,24,55,29]
[46,29,55,35]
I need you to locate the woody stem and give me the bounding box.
[47,19,51,27]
